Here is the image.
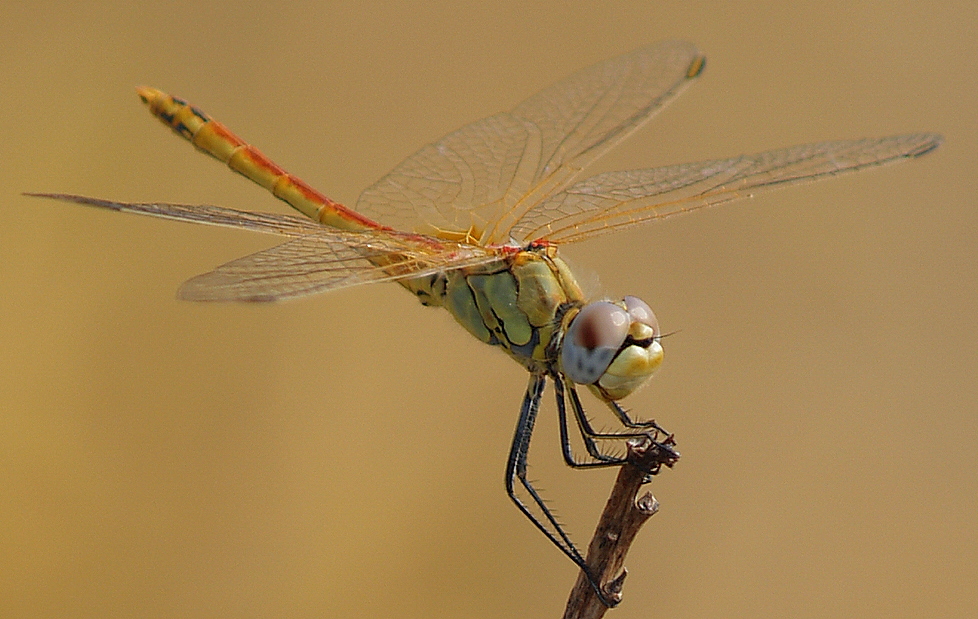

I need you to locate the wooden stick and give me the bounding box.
[562,434,680,619]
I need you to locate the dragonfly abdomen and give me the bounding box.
[135,87,384,232]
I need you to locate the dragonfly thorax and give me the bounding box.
[406,245,586,372]
[559,296,663,401]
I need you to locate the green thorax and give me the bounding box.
[403,245,584,371]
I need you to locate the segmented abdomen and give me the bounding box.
[136,86,385,232]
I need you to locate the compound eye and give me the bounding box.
[561,302,630,384]
[624,295,660,338]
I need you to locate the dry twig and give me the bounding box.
[562,434,680,619]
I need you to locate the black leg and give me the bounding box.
[505,374,618,606]
[568,386,658,441]
[607,399,669,434]
[555,375,624,468]
[506,374,578,556]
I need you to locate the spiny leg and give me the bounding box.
[608,399,670,434]
[556,379,674,468]
[505,374,617,606]
[506,375,578,555]
[567,386,659,442]
[554,376,624,468]
[596,396,679,481]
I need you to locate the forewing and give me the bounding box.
[512,134,943,244]
[356,41,704,245]
[178,230,498,302]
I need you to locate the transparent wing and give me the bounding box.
[29,193,498,302]
[178,232,497,302]
[356,41,704,245]
[27,193,325,237]
[510,133,943,244]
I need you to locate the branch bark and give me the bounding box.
[562,434,680,619]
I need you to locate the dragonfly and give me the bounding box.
[30,40,941,603]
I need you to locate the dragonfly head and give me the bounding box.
[559,296,663,401]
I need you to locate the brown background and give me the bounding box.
[1,2,974,618]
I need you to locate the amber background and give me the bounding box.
[1,2,974,618]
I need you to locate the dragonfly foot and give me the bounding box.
[627,434,680,484]
[580,565,625,608]
[602,568,628,605]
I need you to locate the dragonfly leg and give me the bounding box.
[555,376,625,468]
[607,399,670,435]
[567,386,662,441]
[557,383,676,480]
[505,374,619,607]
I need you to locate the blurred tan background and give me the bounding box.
[1,1,974,618]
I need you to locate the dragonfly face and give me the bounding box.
[560,296,663,401]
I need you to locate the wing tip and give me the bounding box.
[907,133,944,158]
[22,193,125,211]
